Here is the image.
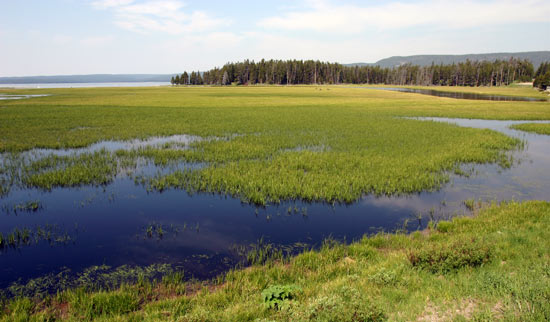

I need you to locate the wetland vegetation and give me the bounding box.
[1,201,549,321]
[511,123,550,135]
[0,85,544,205]
[1,84,550,320]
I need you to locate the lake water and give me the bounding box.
[1,118,550,294]
[0,94,50,100]
[362,87,548,102]
[0,82,170,89]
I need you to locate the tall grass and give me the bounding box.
[511,123,550,135]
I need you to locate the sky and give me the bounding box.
[1,0,549,76]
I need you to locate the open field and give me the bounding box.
[1,201,549,321]
[2,86,545,204]
[1,86,549,153]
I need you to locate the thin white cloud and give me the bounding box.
[49,34,114,48]
[92,0,135,9]
[80,35,115,47]
[259,0,550,33]
[92,0,230,34]
[52,34,73,45]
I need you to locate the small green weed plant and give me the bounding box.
[261,284,302,310]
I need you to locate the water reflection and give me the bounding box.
[362,87,547,102]
[0,94,50,100]
[3,134,200,160]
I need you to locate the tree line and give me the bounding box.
[534,62,550,90]
[171,58,539,87]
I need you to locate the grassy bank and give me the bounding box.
[511,123,550,135]
[1,201,549,321]
[1,86,539,204]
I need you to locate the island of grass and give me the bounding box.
[2,201,549,321]
[511,123,550,135]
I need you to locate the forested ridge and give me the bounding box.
[171,58,542,87]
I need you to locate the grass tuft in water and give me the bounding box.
[511,123,550,135]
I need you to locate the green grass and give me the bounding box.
[23,151,123,190]
[1,85,550,153]
[1,201,549,321]
[3,85,543,204]
[2,86,550,320]
[511,123,550,135]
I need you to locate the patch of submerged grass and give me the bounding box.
[1,201,549,321]
[511,123,550,135]
[0,224,73,252]
[1,200,42,214]
[230,237,302,267]
[23,151,120,189]
[2,264,177,299]
[0,182,8,198]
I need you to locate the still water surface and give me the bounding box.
[1,118,550,291]
[0,94,50,100]
[363,87,548,102]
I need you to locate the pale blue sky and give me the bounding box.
[1,0,549,76]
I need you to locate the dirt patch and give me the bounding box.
[417,299,477,321]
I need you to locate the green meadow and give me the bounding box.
[1,85,550,320]
[1,85,549,152]
[2,85,549,204]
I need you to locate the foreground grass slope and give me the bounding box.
[2,201,549,321]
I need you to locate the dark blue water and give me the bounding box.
[1,118,550,292]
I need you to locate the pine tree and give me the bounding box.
[222,71,230,85]
[182,72,189,85]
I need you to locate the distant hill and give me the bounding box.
[346,51,550,69]
[4,51,549,83]
[0,74,174,84]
